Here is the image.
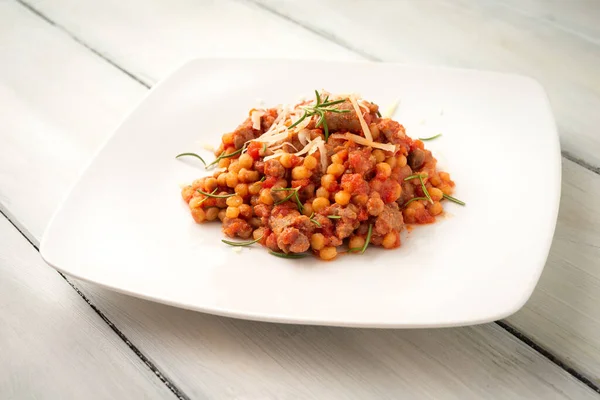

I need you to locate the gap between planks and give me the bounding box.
[10,0,600,395]
[0,207,190,400]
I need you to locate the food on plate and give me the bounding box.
[178,91,464,260]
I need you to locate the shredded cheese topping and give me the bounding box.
[251,110,264,130]
[250,92,397,170]
[349,95,373,142]
[330,133,396,153]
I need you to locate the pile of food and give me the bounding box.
[179,91,463,260]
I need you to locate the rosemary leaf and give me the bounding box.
[443,194,466,206]
[222,236,263,247]
[402,196,428,208]
[199,188,218,205]
[176,152,207,166]
[320,98,346,107]
[206,145,245,168]
[327,215,341,219]
[348,224,373,254]
[269,251,307,259]
[403,174,423,181]
[419,133,442,141]
[196,189,235,198]
[418,175,434,204]
[288,111,308,130]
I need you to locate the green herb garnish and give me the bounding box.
[327,215,341,219]
[419,133,442,141]
[222,236,263,247]
[308,212,321,227]
[198,188,218,205]
[402,196,427,208]
[404,174,433,204]
[176,152,207,166]
[273,187,304,212]
[206,144,247,169]
[196,189,235,198]
[348,224,373,254]
[259,176,266,182]
[269,251,307,259]
[288,90,350,141]
[443,194,466,206]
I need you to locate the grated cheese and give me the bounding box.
[330,133,396,153]
[349,95,373,142]
[251,110,265,130]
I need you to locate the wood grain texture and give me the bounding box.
[508,159,600,380]
[248,0,600,171]
[1,0,600,397]
[0,215,173,399]
[0,0,147,242]
[23,0,360,86]
[73,283,598,400]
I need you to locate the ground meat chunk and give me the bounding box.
[264,159,285,178]
[231,118,256,150]
[268,208,315,253]
[277,227,310,253]
[222,217,253,239]
[335,207,359,239]
[348,148,376,175]
[377,119,406,145]
[374,203,404,236]
[323,101,362,133]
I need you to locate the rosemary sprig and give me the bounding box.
[176,152,207,166]
[199,188,218,205]
[288,90,350,141]
[206,144,246,168]
[222,236,263,247]
[273,187,304,212]
[348,224,373,254]
[196,189,235,198]
[402,196,428,208]
[309,212,321,227]
[327,215,341,219]
[259,176,266,182]
[443,193,466,206]
[419,133,442,141]
[404,174,433,204]
[269,251,307,259]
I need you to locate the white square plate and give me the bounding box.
[40,59,561,328]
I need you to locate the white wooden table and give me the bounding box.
[1,1,600,398]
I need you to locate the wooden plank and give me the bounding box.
[0,215,173,399]
[22,0,360,86]
[71,282,598,399]
[507,159,600,378]
[245,0,600,171]
[0,0,147,241]
[1,0,599,397]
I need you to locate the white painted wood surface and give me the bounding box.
[1,0,600,397]
[75,283,598,400]
[14,0,600,385]
[0,217,172,399]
